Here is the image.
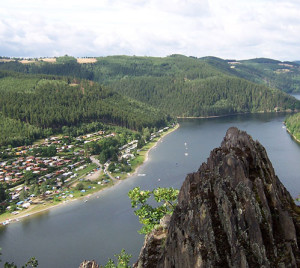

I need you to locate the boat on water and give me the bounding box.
[137,173,146,176]
[184,153,188,156]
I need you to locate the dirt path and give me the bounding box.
[87,156,102,181]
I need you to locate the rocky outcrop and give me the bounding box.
[79,260,99,268]
[135,127,300,267]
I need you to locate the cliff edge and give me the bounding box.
[135,127,300,268]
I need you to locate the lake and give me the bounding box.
[0,112,300,267]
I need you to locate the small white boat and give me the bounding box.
[184,153,188,156]
[138,173,146,176]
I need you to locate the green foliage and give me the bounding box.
[19,189,28,201]
[137,138,145,149]
[102,249,132,268]
[76,182,84,191]
[24,171,38,185]
[128,187,179,234]
[56,55,77,64]
[111,75,300,117]
[23,257,38,268]
[0,71,168,146]
[227,58,300,93]
[31,145,57,157]
[50,54,298,117]
[0,112,45,147]
[0,76,39,93]
[108,163,115,172]
[142,127,151,142]
[40,182,47,194]
[0,55,299,148]
[0,248,38,268]
[0,183,8,202]
[285,113,300,141]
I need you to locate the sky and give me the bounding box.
[0,0,300,61]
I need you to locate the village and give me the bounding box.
[0,125,172,224]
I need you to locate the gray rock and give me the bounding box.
[135,127,300,268]
[79,260,99,268]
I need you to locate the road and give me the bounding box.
[90,156,118,183]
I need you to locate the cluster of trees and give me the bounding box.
[0,71,168,147]
[0,57,94,80]
[1,249,131,268]
[84,126,141,164]
[30,145,57,157]
[88,137,120,164]
[0,113,46,147]
[128,186,179,234]
[3,54,300,93]
[222,57,300,93]
[0,54,299,147]
[200,56,300,93]
[285,113,300,141]
[111,75,300,117]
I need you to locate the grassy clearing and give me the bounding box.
[40,58,56,63]
[77,58,97,64]
[75,163,97,177]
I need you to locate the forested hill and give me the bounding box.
[210,57,300,93]
[0,71,168,146]
[86,55,300,117]
[110,75,299,117]
[0,55,300,118]
[285,112,300,141]
[2,55,300,93]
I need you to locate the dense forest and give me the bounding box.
[285,113,300,141]
[1,55,299,117]
[109,75,299,117]
[0,54,300,146]
[2,55,300,93]
[0,71,168,147]
[224,58,300,93]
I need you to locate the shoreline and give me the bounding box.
[176,110,299,119]
[285,126,300,144]
[133,123,179,175]
[0,124,179,226]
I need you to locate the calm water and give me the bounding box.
[1,113,300,267]
[291,93,300,100]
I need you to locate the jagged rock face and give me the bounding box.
[79,260,99,268]
[136,127,300,268]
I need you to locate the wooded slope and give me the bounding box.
[0,71,168,146]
